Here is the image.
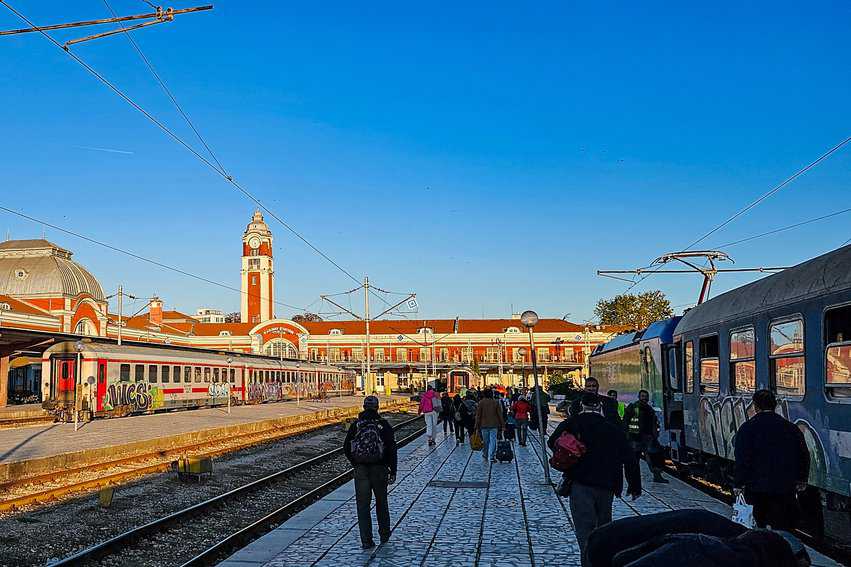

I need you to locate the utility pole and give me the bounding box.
[319,276,416,397]
[117,284,123,346]
[364,275,371,395]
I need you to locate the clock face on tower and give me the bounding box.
[248,235,261,249]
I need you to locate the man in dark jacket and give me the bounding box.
[623,389,668,483]
[548,393,641,566]
[530,385,551,433]
[344,395,398,549]
[734,389,810,531]
[568,377,622,427]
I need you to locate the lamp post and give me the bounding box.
[226,356,233,415]
[74,340,84,432]
[296,362,301,406]
[521,310,551,485]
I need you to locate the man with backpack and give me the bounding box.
[344,395,398,549]
[549,393,641,566]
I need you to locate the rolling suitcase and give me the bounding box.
[496,439,514,463]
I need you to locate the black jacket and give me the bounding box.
[548,412,640,496]
[568,394,623,427]
[612,530,800,567]
[344,409,398,474]
[623,401,658,440]
[733,411,809,494]
[587,509,747,567]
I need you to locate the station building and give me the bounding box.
[0,212,623,404]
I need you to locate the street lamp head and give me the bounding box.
[520,310,539,328]
[74,340,84,352]
[226,357,233,364]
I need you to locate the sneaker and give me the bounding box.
[362,540,376,550]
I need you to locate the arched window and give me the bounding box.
[264,339,298,359]
[74,318,96,336]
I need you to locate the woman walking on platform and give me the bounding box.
[418,385,439,447]
[452,394,466,443]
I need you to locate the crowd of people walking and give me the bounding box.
[350,381,811,565]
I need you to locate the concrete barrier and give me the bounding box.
[0,398,411,483]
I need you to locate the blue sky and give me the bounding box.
[1,1,849,321]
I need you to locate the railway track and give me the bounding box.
[0,405,414,513]
[49,414,425,567]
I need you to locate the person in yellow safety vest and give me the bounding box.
[623,389,669,484]
[607,389,626,419]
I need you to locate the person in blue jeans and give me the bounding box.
[475,388,505,463]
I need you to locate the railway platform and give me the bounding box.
[222,426,840,567]
[0,395,409,482]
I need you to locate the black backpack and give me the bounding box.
[349,418,385,464]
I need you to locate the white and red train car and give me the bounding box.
[41,341,355,420]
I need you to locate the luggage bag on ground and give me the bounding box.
[496,439,514,463]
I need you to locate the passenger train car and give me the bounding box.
[591,244,851,544]
[42,341,355,420]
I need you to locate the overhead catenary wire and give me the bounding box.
[0,0,362,290]
[622,135,851,294]
[0,205,308,313]
[100,0,227,175]
[714,207,851,249]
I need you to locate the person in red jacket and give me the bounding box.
[511,396,532,446]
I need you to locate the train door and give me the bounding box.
[96,359,107,412]
[56,358,76,404]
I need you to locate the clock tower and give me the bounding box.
[240,210,275,324]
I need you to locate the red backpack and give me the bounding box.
[549,431,586,472]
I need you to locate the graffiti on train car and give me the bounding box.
[103,383,164,412]
[208,383,231,398]
[697,395,789,459]
[246,381,322,402]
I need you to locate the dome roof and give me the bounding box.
[0,239,105,301]
[244,210,272,238]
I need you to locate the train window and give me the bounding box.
[184,366,191,383]
[162,366,170,383]
[213,368,220,382]
[730,327,756,394]
[699,335,719,395]
[173,366,180,383]
[204,367,211,383]
[769,318,805,398]
[667,345,679,391]
[148,365,158,383]
[135,364,145,382]
[684,341,694,393]
[120,364,131,382]
[230,368,236,383]
[194,367,202,383]
[825,304,851,345]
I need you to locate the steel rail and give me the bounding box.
[0,400,412,496]
[49,414,424,566]
[180,424,427,567]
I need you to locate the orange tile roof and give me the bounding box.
[0,294,55,317]
[300,318,599,336]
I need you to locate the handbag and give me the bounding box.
[731,492,755,528]
[471,431,484,451]
[549,432,586,472]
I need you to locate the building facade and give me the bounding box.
[0,213,625,402]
